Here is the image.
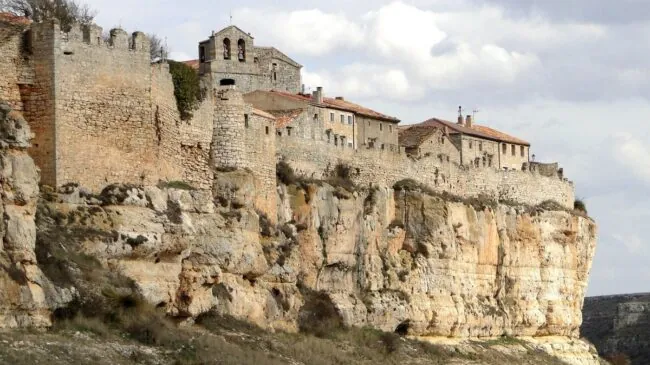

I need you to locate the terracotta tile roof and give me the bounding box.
[183,59,200,70]
[252,108,276,120]
[0,12,31,25]
[256,90,400,123]
[268,109,304,128]
[414,118,530,146]
[398,125,441,148]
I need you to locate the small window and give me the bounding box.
[520,145,525,157]
[368,121,371,126]
[254,57,259,63]
[469,141,473,149]
[244,114,249,128]
[277,131,282,137]
[330,113,334,122]
[273,72,277,81]
[265,126,269,135]
[441,137,445,145]
[348,116,352,125]
[479,142,483,151]
[199,46,206,62]
[341,115,345,124]
[511,144,515,156]
[502,144,507,154]
[313,113,318,121]
[389,125,392,133]
[287,127,292,136]
[380,123,383,131]
[381,143,385,150]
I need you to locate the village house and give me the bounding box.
[400,111,530,170]
[243,87,401,152]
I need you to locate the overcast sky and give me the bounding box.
[86,0,650,297]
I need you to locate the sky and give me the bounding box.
[85,0,650,297]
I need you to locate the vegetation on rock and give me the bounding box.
[168,60,202,120]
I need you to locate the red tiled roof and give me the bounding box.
[413,118,530,146]
[252,108,275,120]
[398,125,441,148]
[0,12,31,25]
[257,90,400,123]
[268,109,304,128]
[183,59,200,70]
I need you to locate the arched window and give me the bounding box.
[223,38,231,60]
[238,39,246,62]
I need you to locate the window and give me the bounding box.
[348,116,352,125]
[330,112,334,122]
[254,57,259,63]
[313,113,318,121]
[510,144,515,156]
[223,38,231,60]
[341,115,345,124]
[244,114,249,128]
[273,72,277,81]
[389,125,393,133]
[368,121,371,126]
[380,123,383,131]
[381,143,385,150]
[520,145,525,157]
[265,126,269,135]
[287,127,292,136]
[237,39,246,62]
[199,46,206,62]
[441,137,445,145]
[469,141,473,149]
[348,141,353,148]
[479,142,483,151]
[502,143,507,154]
[334,136,338,146]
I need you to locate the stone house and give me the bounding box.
[243,87,400,151]
[402,114,530,170]
[194,26,302,94]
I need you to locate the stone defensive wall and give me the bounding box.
[277,134,575,209]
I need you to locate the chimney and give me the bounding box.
[466,115,473,128]
[457,105,463,125]
[312,86,323,104]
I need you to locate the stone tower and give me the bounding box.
[210,82,247,170]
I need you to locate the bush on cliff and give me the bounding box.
[276,161,296,185]
[574,199,587,214]
[168,60,202,120]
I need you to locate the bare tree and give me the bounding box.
[0,0,96,31]
[148,33,168,62]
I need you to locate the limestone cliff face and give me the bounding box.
[0,102,71,328]
[32,170,596,341]
[581,293,650,364]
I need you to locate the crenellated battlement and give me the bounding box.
[29,20,149,55]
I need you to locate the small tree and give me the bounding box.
[168,60,202,120]
[574,198,587,214]
[0,0,97,31]
[148,33,168,62]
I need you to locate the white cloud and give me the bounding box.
[234,8,364,56]
[613,133,650,184]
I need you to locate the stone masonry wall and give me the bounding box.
[0,20,32,111]
[48,23,182,190]
[151,63,213,189]
[211,86,247,169]
[277,135,575,208]
[244,110,277,218]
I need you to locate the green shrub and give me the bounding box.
[168,60,203,120]
[276,161,296,185]
[574,199,587,214]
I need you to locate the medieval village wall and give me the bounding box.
[277,135,575,208]
[245,110,277,217]
[0,19,32,111]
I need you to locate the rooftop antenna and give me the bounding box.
[472,108,480,121]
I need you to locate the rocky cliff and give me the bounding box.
[581,293,650,364]
[0,103,603,364]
